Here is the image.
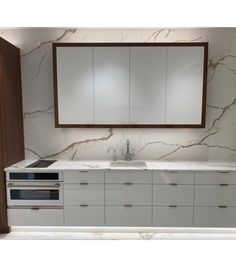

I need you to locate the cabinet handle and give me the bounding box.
[124,182,133,185]
[124,204,133,207]
[218,171,229,174]
[80,204,88,207]
[168,171,178,173]
[80,182,88,185]
[31,207,40,210]
[169,183,178,186]
[219,205,228,208]
[219,183,229,186]
[169,205,178,208]
[79,171,89,173]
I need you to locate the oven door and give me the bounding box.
[7,182,63,207]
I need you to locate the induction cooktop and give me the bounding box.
[26,160,57,168]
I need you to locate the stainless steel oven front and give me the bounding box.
[6,172,63,207]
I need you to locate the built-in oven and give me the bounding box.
[6,172,63,207]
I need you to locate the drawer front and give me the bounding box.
[153,207,193,227]
[105,184,152,205]
[153,185,194,206]
[7,208,63,226]
[64,171,104,184]
[105,171,152,184]
[105,206,152,226]
[194,207,236,227]
[195,172,236,185]
[64,184,104,205]
[195,185,236,206]
[153,171,194,184]
[64,206,104,226]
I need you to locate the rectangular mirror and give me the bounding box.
[53,43,208,128]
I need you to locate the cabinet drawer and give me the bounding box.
[153,207,193,227]
[195,172,236,184]
[153,171,194,184]
[64,171,104,184]
[105,184,152,205]
[64,206,104,226]
[105,206,152,226]
[195,185,236,206]
[153,185,194,206]
[64,184,104,205]
[7,208,63,226]
[194,207,236,227]
[105,171,152,184]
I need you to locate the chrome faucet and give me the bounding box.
[123,139,135,161]
[107,147,117,161]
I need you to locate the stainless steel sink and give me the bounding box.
[109,160,147,168]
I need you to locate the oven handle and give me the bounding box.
[7,183,61,188]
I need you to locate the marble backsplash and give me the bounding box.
[1,28,236,161]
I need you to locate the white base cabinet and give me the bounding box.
[7,170,236,227]
[8,208,63,226]
[153,207,193,227]
[105,206,152,226]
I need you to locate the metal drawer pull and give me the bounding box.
[169,171,178,173]
[31,207,40,210]
[169,205,178,208]
[219,205,228,208]
[169,183,178,186]
[124,204,133,207]
[7,183,61,188]
[218,171,229,174]
[79,171,89,173]
[124,182,133,185]
[219,183,229,186]
[80,204,88,207]
[80,182,88,185]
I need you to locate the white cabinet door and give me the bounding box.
[153,185,194,206]
[153,207,193,227]
[194,207,236,227]
[105,206,152,226]
[64,184,104,205]
[64,171,104,184]
[7,208,63,226]
[64,206,104,226]
[56,47,94,124]
[130,47,166,124]
[195,185,236,206]
[94,47,130,124]
[166,47,204,124]
[105,184,152,205]
[153,171,194,184]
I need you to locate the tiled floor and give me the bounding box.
[1,228,236,240]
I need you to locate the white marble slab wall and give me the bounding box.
[1,28,236,161]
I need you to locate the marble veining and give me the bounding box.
[1,28,236,161]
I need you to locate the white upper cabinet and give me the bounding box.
[165,47,205,125]
[130,47,166,124]
[94,47,130,124]
[54,44,207,127]
[56,47,94,124]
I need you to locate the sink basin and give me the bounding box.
[109,160,147,168]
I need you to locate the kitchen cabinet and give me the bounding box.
[0,37,24,233]
[165,47,205,125]
[53,43,208,127]
[56,47,94,124]
[94,47,130,124]
[7,208,63,226]
[130,47,166,124]
[7,168,236,228]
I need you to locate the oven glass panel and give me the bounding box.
[10,190,59,200]
[9,173,59,180]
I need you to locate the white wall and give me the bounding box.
[1,28,236,161]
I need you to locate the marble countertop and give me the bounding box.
[4,159,236,172]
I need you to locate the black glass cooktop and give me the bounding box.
[26,160,57,168]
